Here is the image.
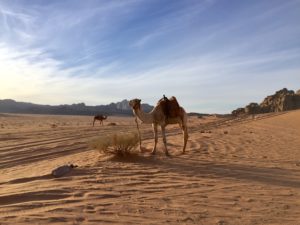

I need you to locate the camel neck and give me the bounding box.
[133,108,153,124]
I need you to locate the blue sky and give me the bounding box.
[0,0,299,113]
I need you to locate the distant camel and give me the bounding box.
[93,114,107,126]
[129,96,188,156]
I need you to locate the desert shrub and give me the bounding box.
[90,132,139,157]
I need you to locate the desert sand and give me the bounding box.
[0,111,300,225]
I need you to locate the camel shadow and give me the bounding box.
[119,153,300,189]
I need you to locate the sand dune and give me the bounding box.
[0,111,300,224]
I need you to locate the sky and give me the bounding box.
[0,0,300,113]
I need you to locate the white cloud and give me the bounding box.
[1,40,300,114]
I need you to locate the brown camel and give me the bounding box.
[93,114,107,126]
[129,96,188,156]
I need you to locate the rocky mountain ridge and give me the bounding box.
[0,99,153,116]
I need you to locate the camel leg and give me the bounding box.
[182,125,188,154]
[151,123,158,155]
[161,125,169,156]
[93,119,95,127]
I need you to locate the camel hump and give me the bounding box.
[158,95,181,118]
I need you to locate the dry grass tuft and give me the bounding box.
[90,132,139,157]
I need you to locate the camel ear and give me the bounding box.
[138,99,141,103]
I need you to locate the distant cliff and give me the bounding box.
[0,99,153,116]
[232,88,300,116]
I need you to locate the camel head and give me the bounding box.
[129,98,141,110]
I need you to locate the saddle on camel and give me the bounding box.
[158,95,182,122]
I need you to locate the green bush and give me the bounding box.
[90,132,139,157]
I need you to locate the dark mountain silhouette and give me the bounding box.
[0,99,153,116]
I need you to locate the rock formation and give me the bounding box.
[260,88,300,113]
[245,102,261,114]
[232,88,300,116]
[232,107,246,117]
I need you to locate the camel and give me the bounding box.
[93,114,107,126]
[129,96,188,156]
